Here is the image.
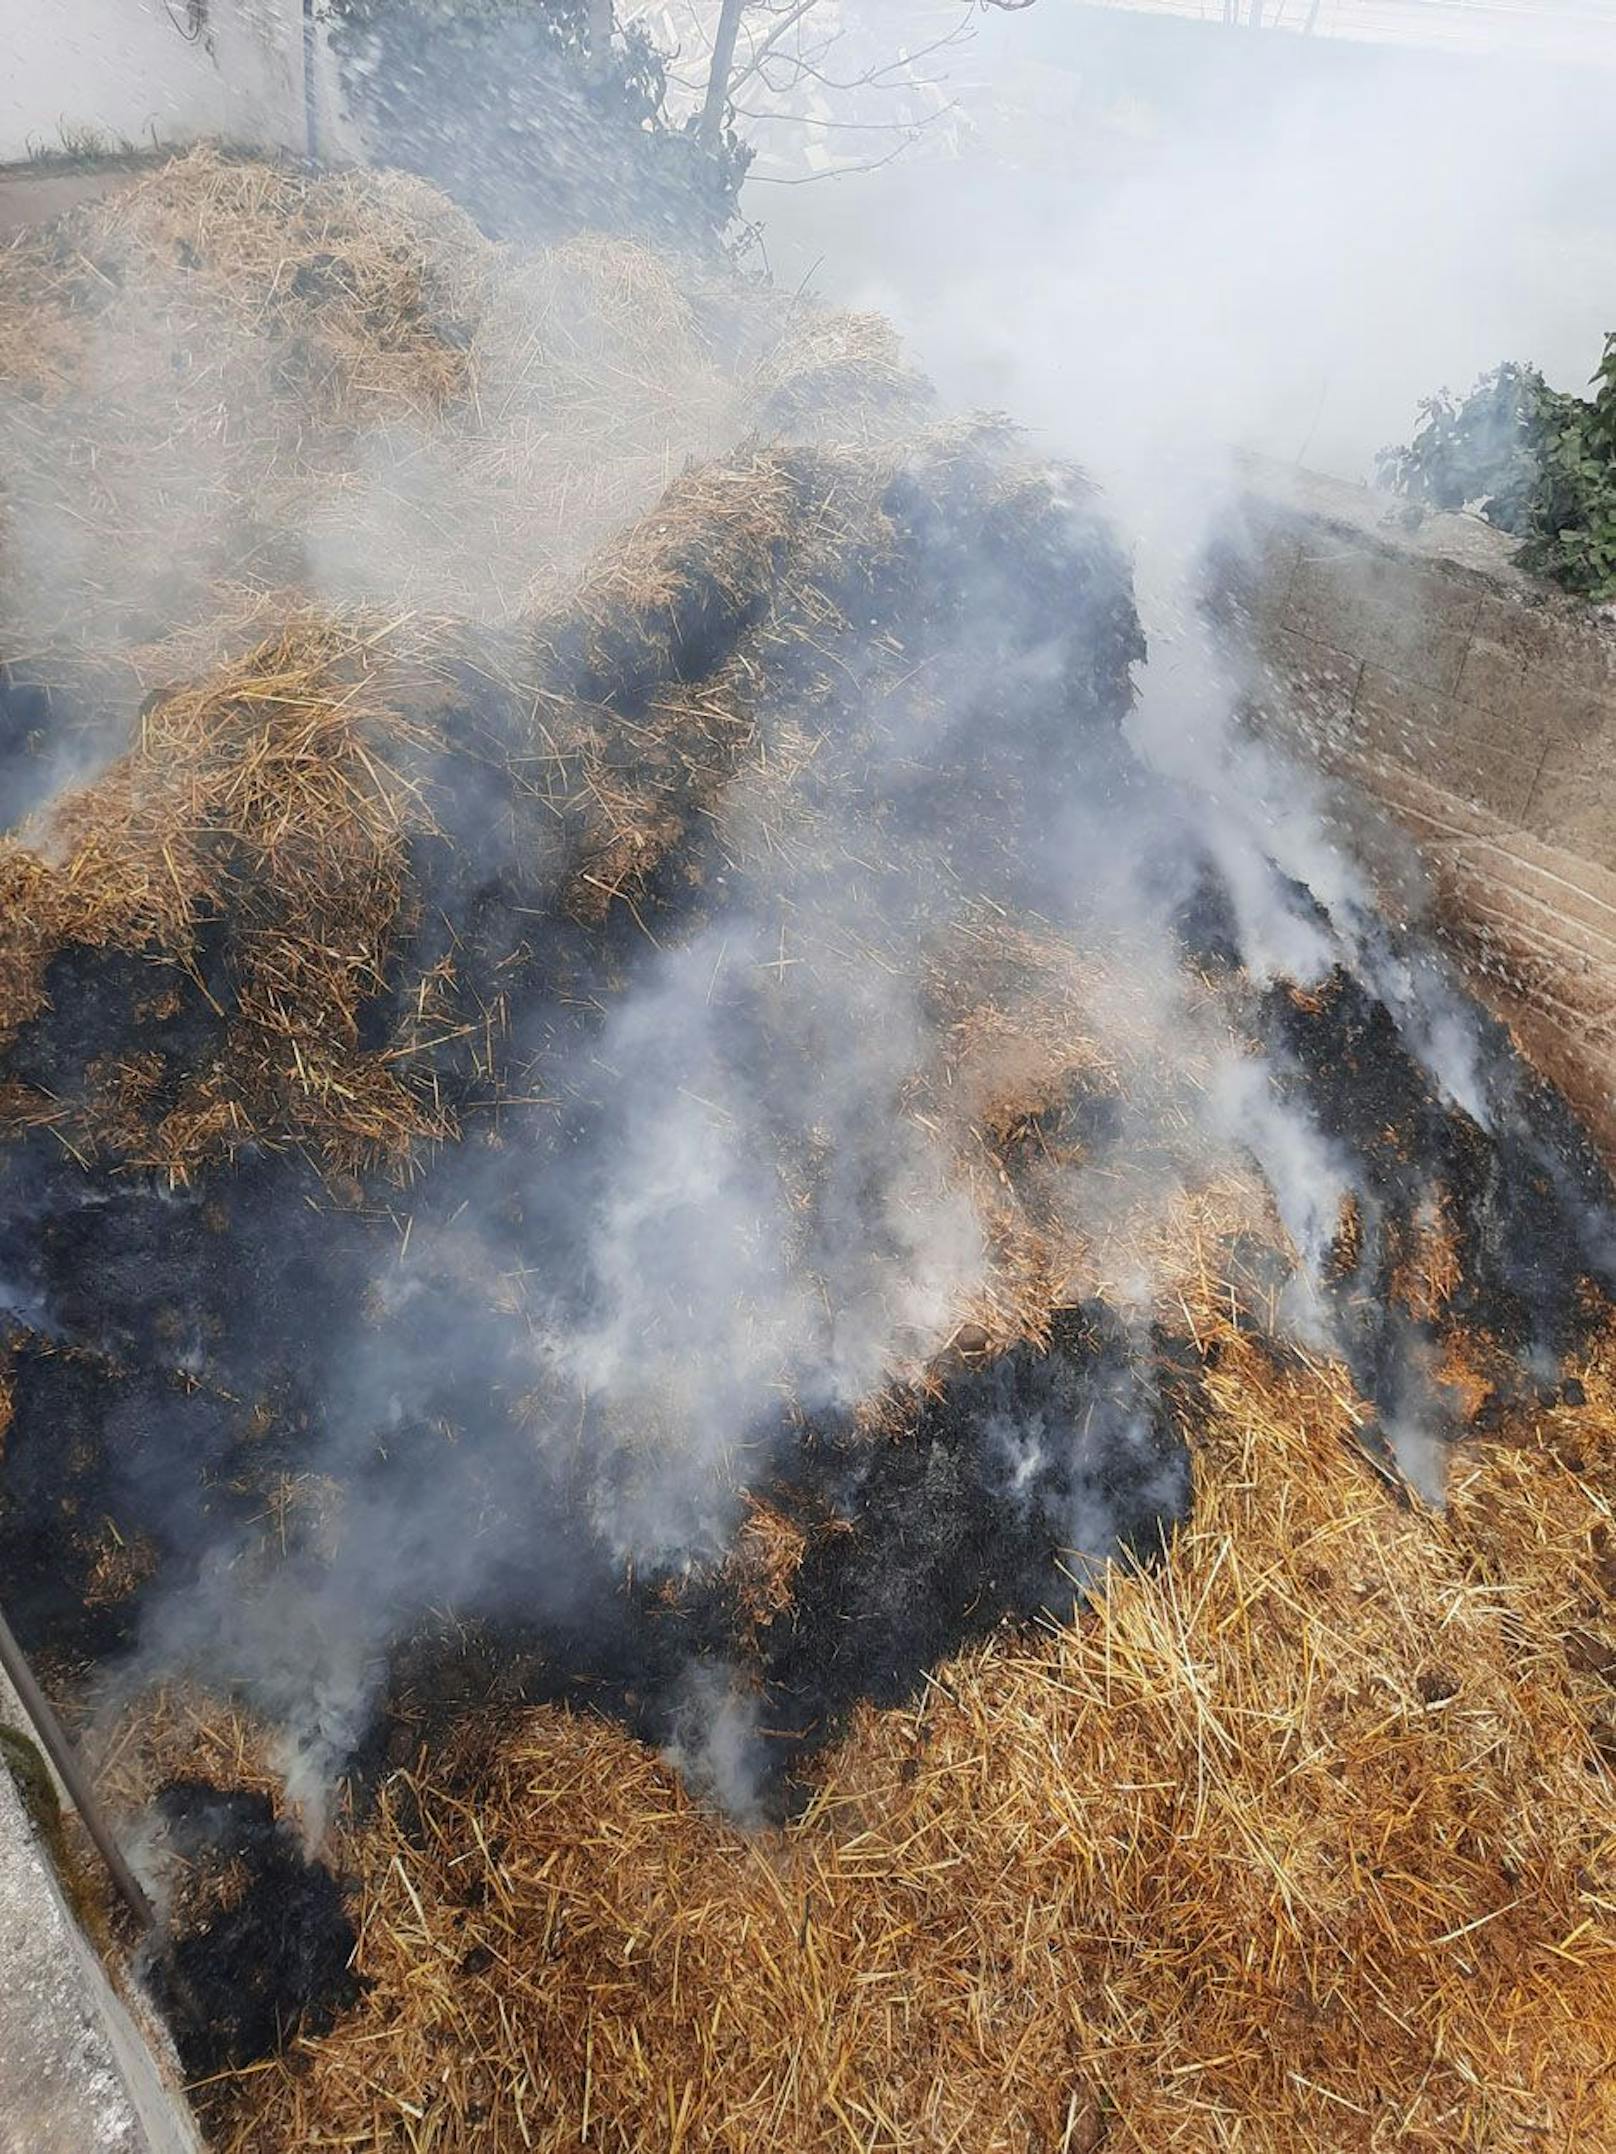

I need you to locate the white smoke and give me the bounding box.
[12,5,1616,1830]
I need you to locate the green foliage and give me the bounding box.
[1378,334,1616,603]
[321,0,750,251]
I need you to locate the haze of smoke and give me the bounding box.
[559,927,988,1551]
[662,1662,769,1829]
[799,22,1614,488]
[94,443,1547,1820]
[12,22,1616,1830]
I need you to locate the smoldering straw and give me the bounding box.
[0,149,1613,1864]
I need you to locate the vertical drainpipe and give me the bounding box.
[303,0,321,163]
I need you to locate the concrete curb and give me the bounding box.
[0,1670,200,2154]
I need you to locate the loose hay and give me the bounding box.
[204,1299,1616,2154]
[0,425,1128,1181]
[0,145,922,717]
[0,614,442,1174]
[5,144,1616,2154]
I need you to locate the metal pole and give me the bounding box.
[0,1604,155,1932]
[303,0,321,165]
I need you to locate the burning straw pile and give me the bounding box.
[211,1309,1616,2154]
[0,149,1614,2154]
[0,423,1111,1180]
[0,145,917,749]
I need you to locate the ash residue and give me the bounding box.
[756,1305,1191,1754]
[146,1780,361,2076]
[347,1305,1194,1818]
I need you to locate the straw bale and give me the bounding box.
[749,307,933,445]
[0,149,494,677]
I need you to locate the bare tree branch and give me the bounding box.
[746,133,919,184]
[726,0,822,100]
[688,0,1039,176]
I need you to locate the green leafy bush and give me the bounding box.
[1378,334,1616,602]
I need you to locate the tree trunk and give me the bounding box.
[587,0,614,82]
[700,0,746,151]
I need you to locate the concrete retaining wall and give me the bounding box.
[0,1668,198,2153]
[1213,461,1616,1150]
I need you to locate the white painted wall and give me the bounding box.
[0,0,340,164]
